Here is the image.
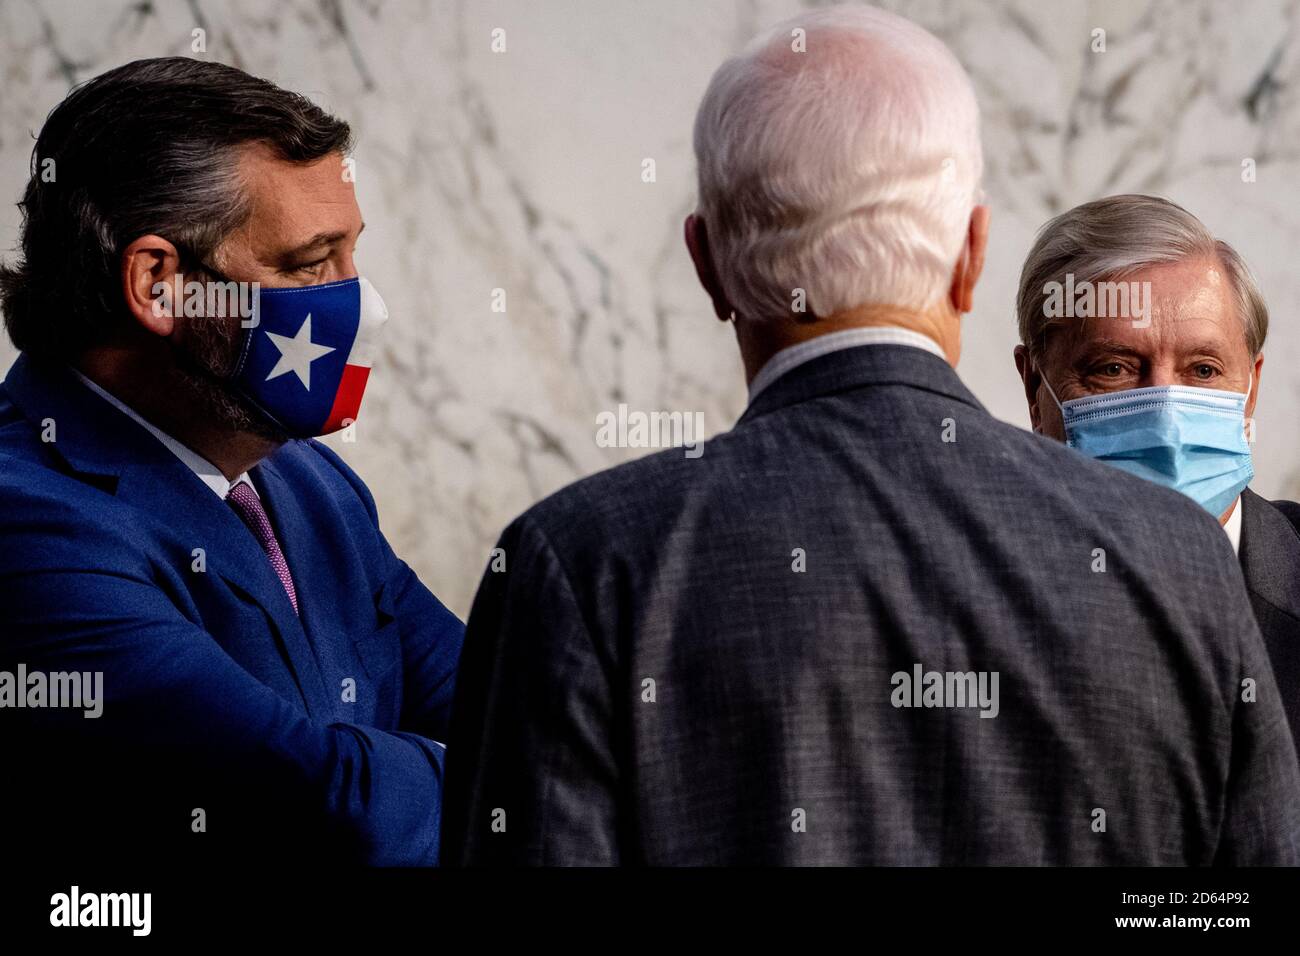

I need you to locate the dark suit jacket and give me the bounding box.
[442,343,1300,865]
[0,354,464,865]
[1239,487,1300,753]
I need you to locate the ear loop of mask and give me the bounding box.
[1036,374,1064,434]
[1242,369,1255,442]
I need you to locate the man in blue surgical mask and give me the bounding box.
[1014,193,1300,750]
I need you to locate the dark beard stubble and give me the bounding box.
[170,309,292,445]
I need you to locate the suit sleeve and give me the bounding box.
[387,552,464,742]
[1,557,450,866]
[309,440,464,742]
[1215,582,1300,865]
[441,513,622,865]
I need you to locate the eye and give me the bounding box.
[289,258,328,277]
[1193,364,1219,380]
[1096,362,1125,377]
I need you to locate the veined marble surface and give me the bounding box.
[2,0,1298,615]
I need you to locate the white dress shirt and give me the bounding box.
[747,326,948,404]
[74,371,257,498]
[1223,495,1243,555]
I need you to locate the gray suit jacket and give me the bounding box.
[443,344,1300,865]
[1240,487,1300,752]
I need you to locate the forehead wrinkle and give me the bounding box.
[232,152,358,266]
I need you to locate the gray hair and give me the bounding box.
[692,4,983,324]
[1016,194,1268,361]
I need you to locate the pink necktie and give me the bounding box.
[226,480,300,615]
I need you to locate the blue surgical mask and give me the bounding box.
[1042,377,1254,517]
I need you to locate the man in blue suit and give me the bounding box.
[0,58,462,865]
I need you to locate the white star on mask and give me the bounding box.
[264,314,335,390]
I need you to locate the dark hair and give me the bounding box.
[0,57,353,360]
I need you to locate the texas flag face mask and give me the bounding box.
[230,276,389,438]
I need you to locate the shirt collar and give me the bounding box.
[73,370,255,499]
[747,326,949,404]
[1224,494,1243,555]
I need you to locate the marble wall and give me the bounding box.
[2,0,1298,616]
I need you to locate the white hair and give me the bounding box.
[692,4,983,323]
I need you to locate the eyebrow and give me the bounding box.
[1074,339,1147,360]
[273,222,366,266]
[1175,340,1228,357]
[1074,337,1229,363]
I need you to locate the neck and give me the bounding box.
[1219,496,1238,528]
[736,302,959,384]
[76,347,279,481]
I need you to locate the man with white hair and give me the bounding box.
[1014,193,1300,756]
[442,6,1300,864]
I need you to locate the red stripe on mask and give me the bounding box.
[321,364,371,434]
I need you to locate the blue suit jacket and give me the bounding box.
[0,354,463,865]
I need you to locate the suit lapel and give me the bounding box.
[1238,487,1300,745]
[144,466,333,717]
[1239,488,1300,617]
[253,456,359,684]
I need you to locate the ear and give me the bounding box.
[120,234,183,337]
[1014,343,1043,432]
[948,205,990,314]
[1246,351,1264,420]
[684,214,735,322]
